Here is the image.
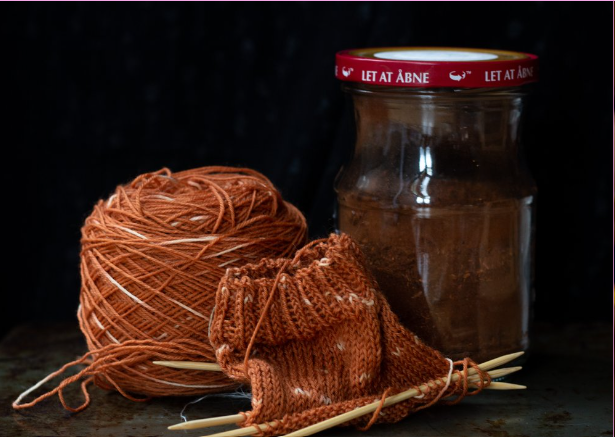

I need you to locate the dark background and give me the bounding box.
[1,2,612,340]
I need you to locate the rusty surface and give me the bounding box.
[1,322,612,437]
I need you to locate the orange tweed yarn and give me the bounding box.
[209,233,489,435]
[13,166,307,412]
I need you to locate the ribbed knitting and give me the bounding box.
[209,233,488,435]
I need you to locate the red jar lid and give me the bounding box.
[335,47,538,88]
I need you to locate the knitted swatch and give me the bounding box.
[209,233,489,435]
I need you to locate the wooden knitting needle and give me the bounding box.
[468,366,522,382]
[179,353,524,435]
[200,421,278,437]
[384,367,524,394]
[152,361,222,371]
[470,351,524,373]
[169,414,246,430]
[155,351,524,374]
[473,381,526,390]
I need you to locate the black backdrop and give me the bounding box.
[2,2,612,340]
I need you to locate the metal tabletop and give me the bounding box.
[1,322,611,437]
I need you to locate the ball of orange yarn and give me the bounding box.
[78,166,307,399]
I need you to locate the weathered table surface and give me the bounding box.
[0,322,611,437]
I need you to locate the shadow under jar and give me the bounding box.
[334,47,539,363]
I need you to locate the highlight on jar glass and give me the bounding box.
[334,47,539,363]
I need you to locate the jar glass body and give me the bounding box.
[335,84,536,362]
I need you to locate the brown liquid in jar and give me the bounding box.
[338,189,532,363]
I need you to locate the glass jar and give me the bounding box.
[334,48,538,362]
